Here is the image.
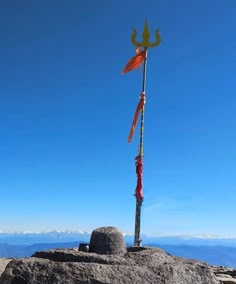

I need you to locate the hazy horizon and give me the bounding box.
[1,229,236,239]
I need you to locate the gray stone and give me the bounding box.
[78,243,90,252]
[0,259,12,278]
[0,247,220,284]
[212,266,236,283]
[89,226,127,255]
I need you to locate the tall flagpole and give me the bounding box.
[122,19,161,247]
[134,48,147,246]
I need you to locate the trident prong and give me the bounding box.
[131,19,161,48]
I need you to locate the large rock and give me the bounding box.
[89,226,127,255]
[0,259,11,278]
[212,266,236,283]
[0,247,220,284]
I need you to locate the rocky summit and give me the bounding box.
[0,247,223,284]
[0,227,236,283]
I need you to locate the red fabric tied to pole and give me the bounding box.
[135,156,143,201]
[121,48,146,74]
[128,92,146,143]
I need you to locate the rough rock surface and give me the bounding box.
[89,226,127,255]
[0,247,221,284]
[0,260,11,278]
[212,266,236,283]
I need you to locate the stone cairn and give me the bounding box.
[79,226,127,255]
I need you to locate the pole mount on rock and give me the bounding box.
[122,19,161,246]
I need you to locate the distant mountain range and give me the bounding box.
[0,242,79,258]
[1,231,236,268]
[0,230,90,245]
[1,230,236,247]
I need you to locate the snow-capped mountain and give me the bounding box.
[0,230,91,245]
[1,230,236,246]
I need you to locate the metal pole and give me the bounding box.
[134,48,148,246]
[139,48,148,156]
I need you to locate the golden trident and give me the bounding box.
[131,19,161,48]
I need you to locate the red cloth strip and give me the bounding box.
[128,92,146,143]
[135,155,143,201]
[121,48,146,74]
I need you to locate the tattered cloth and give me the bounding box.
[121,48,146,74]
[135,155,143,201]
[128,92,146,143]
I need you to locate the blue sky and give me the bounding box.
[0,0,235,236]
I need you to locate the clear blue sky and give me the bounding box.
[0,0,235,236]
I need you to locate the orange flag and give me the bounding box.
[122,48,146,74]
[128,92,146,143]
